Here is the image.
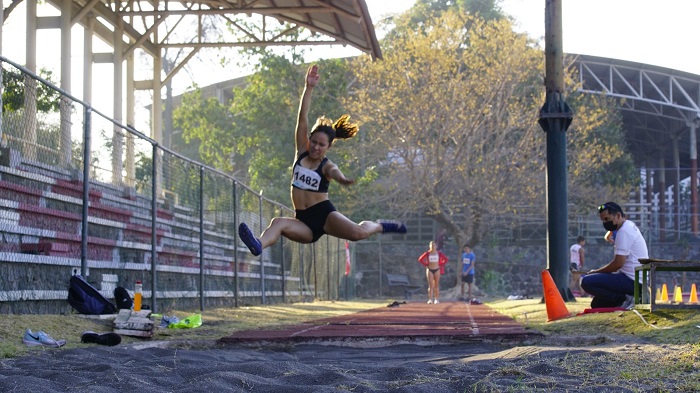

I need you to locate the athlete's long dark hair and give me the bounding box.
[310,114,358,146]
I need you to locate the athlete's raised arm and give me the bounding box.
[295,65,319,156]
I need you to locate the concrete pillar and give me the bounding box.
[24,0,38,160]
[60,0,72,166]
[125,53,136,188]
[673,136,681,239]
[111,20,124,186]
[0,0,4,139]
[659,157,666,242]
[83,15,93,104]
[0,0,3,56]
[688,121,699,236]
[645,165,653,233]
[153,50,163,197]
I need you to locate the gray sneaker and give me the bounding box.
[620,294,635,310]
[23,329,66,348]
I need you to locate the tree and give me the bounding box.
[2,67,60,113]
[173,89,233,170]
[565,87,638,213]
[174,54,358,204]
[403,0,506,22]
[344,9,634,248]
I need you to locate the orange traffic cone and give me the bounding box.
[655,287,662,301]
[689,284,698,304]
[674,286,683,303]
[661,284,669,302]
[541,270,570,322]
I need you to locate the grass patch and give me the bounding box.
[0,299,387,357]
[488,298,700,344]
[2,298,700,389]
[2,297,700,358]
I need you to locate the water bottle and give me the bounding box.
[134,280,142,311]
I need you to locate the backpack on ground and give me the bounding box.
[67,274,117,315]
[113,286,133,310]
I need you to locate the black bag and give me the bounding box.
[113,286,133,310]
[67,275,117,315]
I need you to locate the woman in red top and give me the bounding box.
[418,241,448,304]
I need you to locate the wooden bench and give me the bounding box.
[386,273,421,299]
[634,258,700,312]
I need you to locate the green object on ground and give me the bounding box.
[168,314,202,329]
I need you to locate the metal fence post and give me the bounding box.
[199,165,204,311]
[378,235,383,297]
[299,245,305,302]
[232,181,239,308]
[150,144,158,313]
[312,244,317,299]
[280,237,286,303]
[80,105,91,276]
[258,190,265,304]
[326,235,330,301]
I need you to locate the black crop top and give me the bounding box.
[291,151,330,193]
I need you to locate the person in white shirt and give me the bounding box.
[581,202,649,309]
[569,236,586,296]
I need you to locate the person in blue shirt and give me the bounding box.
[460,244,476,301]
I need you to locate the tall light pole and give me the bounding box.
[538,0,574,300]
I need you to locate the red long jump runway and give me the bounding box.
[219,301,539,346]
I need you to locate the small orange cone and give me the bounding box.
[689,284,698,304]
[661,284,669,302]
[674,286,683,303]
[541,270,570,321]
[655,287,662,301]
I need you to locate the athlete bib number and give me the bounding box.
[292,166,321,191]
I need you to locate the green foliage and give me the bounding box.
[408,0,505,21]
[2,67,61,113]
[565,87,638,212]
[172,1,637,238]
[173,53,373,209]
[346,8,633,246]
[479,269,503,294]
[172,89,233,171]
[134,151,152,193]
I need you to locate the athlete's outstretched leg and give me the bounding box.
[239,217,313,256]
[324,212,406,241]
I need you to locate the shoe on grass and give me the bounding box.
[620,294,635,310]
[81,331,122,346]
[238,223,262,256]
[23,329,66,348]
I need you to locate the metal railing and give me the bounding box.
[0,56,350,314]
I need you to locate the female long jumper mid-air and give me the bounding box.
[238,64,406,256]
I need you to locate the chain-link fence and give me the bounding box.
[0,56,351,314]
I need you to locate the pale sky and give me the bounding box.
[1,0,698,123]
[501,0,700,75]
[362,0,700,76]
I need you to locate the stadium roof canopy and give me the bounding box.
[44,0,382,60]
[572,54,700,179]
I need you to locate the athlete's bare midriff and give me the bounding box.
[427,252,440,269]
[291,187,329,210]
